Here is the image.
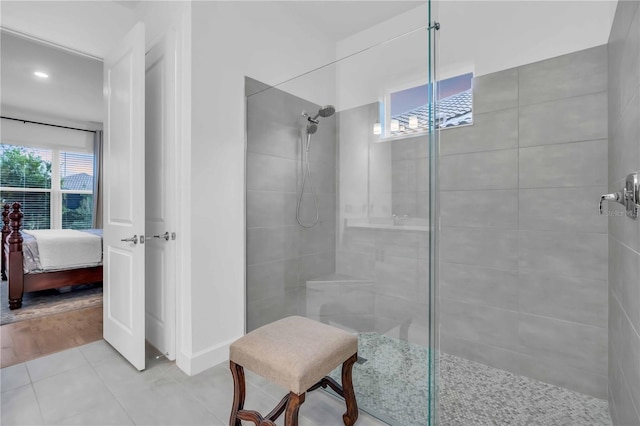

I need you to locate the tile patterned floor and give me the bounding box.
[1,334,613,426]
[439,353,612,426]
[334,333,611,426]
[0,340,386,426]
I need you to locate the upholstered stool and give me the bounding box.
[229,316,359,426]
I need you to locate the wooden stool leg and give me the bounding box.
[284,392,305,426]
[229,361,246,426]
[341,353,359,426]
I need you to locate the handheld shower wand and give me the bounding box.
[296,106,335,228]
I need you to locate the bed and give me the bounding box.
[1,203,103,310]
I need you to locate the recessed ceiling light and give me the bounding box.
[34,71,49,78]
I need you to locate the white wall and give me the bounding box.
[1,118,94,153]
[335,0,616,111]
[132,0,193,374]
[1,33,103,125]
[133,1,188,50]
[336,4,429,111]
[0,1,135,59]
[188,1,336,374]
[438,1,616,78]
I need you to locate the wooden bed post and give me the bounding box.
[1,204,10,281]
[8,203,24,310]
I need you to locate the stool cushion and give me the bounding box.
[230,316,357,394]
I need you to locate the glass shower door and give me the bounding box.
[244,2,438,424]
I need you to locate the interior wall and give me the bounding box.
[335,1,615,111]
[336,5,429,112]
[607,1,640,424]
[336,103,430,344]
[0,118,94,152]
[245,78,337,332]
[439,45,609,398]
[189,1,336,373]
[0,1,135,59]
[0,33,103,126]
[437,1,616,78]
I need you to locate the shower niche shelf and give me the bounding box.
[345,217,428,232]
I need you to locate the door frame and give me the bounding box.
[139,4,192,372]
[156,4,192,374]
[2,2,192,374]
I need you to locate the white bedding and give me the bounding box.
[23,229,102,271]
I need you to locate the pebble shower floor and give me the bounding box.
[330,333,612,426]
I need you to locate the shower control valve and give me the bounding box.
[599,192,621,214]
[599,172,639,219]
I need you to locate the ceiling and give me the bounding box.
[0,1,425,126]
[285,1,425,41]
[0,33,103,124]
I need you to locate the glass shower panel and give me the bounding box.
[245,4,436,424]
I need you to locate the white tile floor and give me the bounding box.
[0,340,388,426]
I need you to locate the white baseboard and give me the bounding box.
[177,337,238,376]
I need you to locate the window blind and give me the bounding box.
[0,144,95,230]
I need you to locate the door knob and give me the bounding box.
[120,235,138,244]
[144,232,170,241]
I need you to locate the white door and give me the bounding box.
[144,31,176,360]
[103,22,146,371]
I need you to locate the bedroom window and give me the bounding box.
[0,145,94,230]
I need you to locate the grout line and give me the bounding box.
[441,225,607,235]
[29,381,46,426]
[442,183,608,191]
[517,89,607,109]
[439,261,518,273]
[439,137,608,159]
[611,288,640,343]
[471,104,518,116]
[612,341,640,422]
[440,295,607,330]
[78,345,137,426]
[246,150,297,162]
[440,258,607,285]
[609,234,640,257]
[516,65,521,253]
[440,185,608,193]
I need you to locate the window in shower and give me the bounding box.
[380,72,473,137]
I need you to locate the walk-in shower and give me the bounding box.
[297,105,336,228]
[243,1,635,425]
[245,4,436,422]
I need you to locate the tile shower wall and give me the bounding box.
[245,77,336,331]
[336,102,430,344]
[607,2,640,425]
[439,45,609,398]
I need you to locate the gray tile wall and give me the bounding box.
[245,77,336,331]
[336,102,430,344]
[439,45,609,398]
[607,2,640,424]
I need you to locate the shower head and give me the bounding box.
[317,105,335,118]
[302,105,335,135]
[306,122,318,134]
[312,105,336,120]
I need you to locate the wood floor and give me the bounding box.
[0,305,103,368]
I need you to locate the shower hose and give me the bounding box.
[296,133,319,228]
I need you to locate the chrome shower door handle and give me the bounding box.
[120,235,138,244]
